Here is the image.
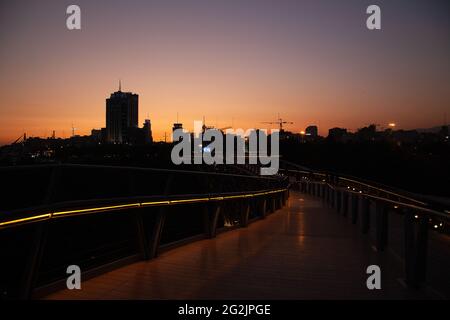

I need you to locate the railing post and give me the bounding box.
[375,202,388,251]
[361,197,370,234]
[282,190,288,206]
[21,165,62,299]
[270,196,276,213]
[351,193,359,224]
[326,185,331,205]
[205,204,221,238]
[149,211,166,259]
[404,212,429,288]
[20,222,48,299]
[336,190,342,213]
[148,174,173,258]
[240,201,250,227]
[135,212,150,260]
[276,194,282,210]
[342,191,349,217]
[321,183,326,201]
[330,188,335,208]
[260,198,268,218]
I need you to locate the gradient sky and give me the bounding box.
[0,0,449,144]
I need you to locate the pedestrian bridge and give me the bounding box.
[0,164,448,299]
[44,192,442,300]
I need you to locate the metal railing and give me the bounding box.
[281,166,449,296]
[0,164,289,300]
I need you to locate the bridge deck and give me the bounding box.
[43,192,432,300]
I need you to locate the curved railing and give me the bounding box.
[281,164,449,296]
[0,164,289,300]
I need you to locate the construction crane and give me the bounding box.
[201,117,232,132]
[12,133,27,144]
[261,116,294,132]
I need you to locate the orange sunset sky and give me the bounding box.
[0,0,449,144]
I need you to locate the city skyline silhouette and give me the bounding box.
[1,0,449,144]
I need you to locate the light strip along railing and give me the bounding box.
[283,168,449,290]
[0,188,288,229]
[283,168,431,207]
[285,168,449,221]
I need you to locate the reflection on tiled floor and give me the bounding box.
[43,192,433,300]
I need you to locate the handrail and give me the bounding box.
[282,168,427,206]
[280,160,441,206]
[0,188,288,229]
[0,163,281,181]
[282,169,449,221]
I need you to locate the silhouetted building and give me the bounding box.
[173,123,183,133]
[356,124,378,141]
[305,125,318,138]
[91,129,102,142]
[106,83,139,143]
[328,128,348,142]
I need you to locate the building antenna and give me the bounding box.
[177,112,179,123]
[119,79,122,92]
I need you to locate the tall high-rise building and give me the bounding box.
[106,82,139,143]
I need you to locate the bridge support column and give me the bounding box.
[375,203,388,251]
[351,194,359,224]
[404,212,428,288]
[361,197,370,234]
